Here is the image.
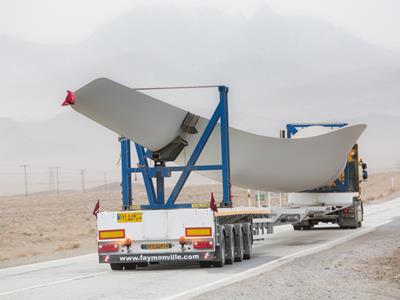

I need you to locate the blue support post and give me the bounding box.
[134,144,156,205]
[156,172,165,204]
[219,86,231,206]
[120,137,132,209]
[165,101,223,207]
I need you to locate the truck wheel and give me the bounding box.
[243,223,252,260]
[136,262,148,268]
[357,221,362,227]
[293,225,301,231]
[110,263,123,271]
[123,264,137,270]
[213,229,226,267]
[224,225,235,265]
[199,262,212,268]
[234,224,244,262]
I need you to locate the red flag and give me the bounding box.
[93,199,100,218]
[210,192,218,213]
[61,90,76,106]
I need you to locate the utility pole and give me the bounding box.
[20,164,29,196]
[80,169,86,192]
[104,172,108,191]
[53,167,60,194]
[48,167,55,192]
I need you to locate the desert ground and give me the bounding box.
[195,217,400,300]
[0,171,399,271]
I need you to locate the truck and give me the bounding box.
[96,86,273,270]
[271,124,368,230]
[63,84,366,270]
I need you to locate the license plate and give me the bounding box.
[117,212,142,223]
[141,243,172,250]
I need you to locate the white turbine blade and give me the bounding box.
[70,78,366,192]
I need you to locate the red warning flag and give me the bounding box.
[61,90,76,106]
[209,192,218,213]
[93,199,100,218]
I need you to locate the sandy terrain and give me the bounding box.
[195,217,400,300]
[0,171,398,268]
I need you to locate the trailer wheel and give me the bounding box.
[199,262,212,268]
[224,225,235,265]
[110,263,123,271]
[243,223,252,260]
[293,225,301,231]
[213,228,226,268]
[234,224,244,262]
[123,264,137,270]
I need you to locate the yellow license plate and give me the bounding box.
[117,212,142,223]
[141,243,172,250]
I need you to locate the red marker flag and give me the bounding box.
[62,90,76,106]
[93,199,100,218]
[209,192,218,213]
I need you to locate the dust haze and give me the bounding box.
[1,5,399,195]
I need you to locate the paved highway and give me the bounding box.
[1,198,399,300]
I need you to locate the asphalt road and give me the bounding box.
[1,198,399,300]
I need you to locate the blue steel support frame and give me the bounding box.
[120,137,132,209]
[286,122,350,192]
[120,86,231,210]
[286,123,347,138]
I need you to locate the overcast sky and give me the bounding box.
[1,0,400,49]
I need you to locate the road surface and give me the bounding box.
[1,198,399,300]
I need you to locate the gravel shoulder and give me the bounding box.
[194,217,400,300]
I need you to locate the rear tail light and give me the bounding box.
[179,236,187,245]
[342,207,350,215]
[98,243,119,253]
[193,241,214,249]
[123,237,133,247]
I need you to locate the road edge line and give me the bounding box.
[162,219,392,300]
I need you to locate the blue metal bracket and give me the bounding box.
[120,85,231,210]
[286,123,347,138]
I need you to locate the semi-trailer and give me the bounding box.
[63,83,366,270]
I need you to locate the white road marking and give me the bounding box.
[0,253,97,274]
[162,219,392,300]
[0,271,108,297]
[0,198,398,299]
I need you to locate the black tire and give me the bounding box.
[224,225,235,265]
[110,263,123,271]
[123,264,137,270]
[214,229,226,268]
[243,223,252,260]
[136,262,148,268]
[234,225,244,262]
[199,262,212,268]
[293,225,302,231]
[357,221,362,227]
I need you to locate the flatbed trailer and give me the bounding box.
[66,85,366,270]
[94,85,274,270]
[98,207,272,269]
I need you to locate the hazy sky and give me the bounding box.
[1,0,400,49]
